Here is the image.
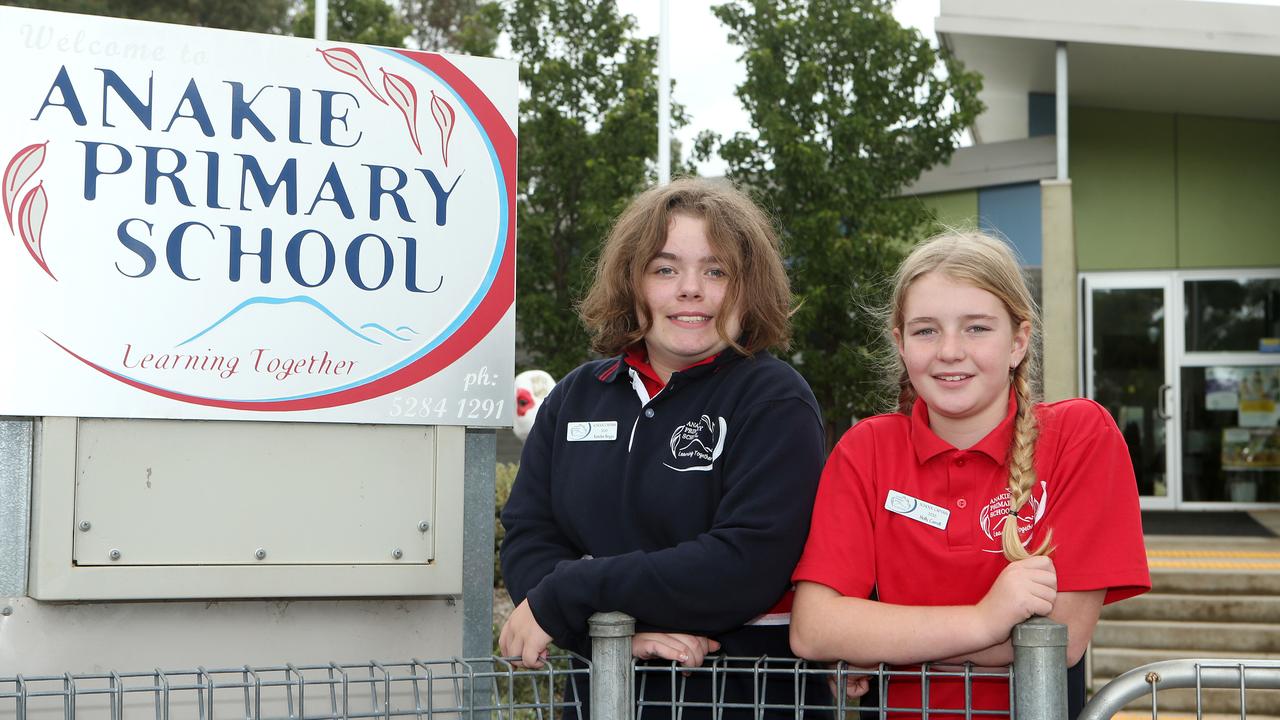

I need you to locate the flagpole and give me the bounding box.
[316,0,328,41]
[657,0,670,185]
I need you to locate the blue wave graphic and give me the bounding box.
[361,323,417,342]
[149,51,511,404]
[176,296,382,347]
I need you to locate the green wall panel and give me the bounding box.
[1070,107,1177,270]
[1177,115,1280,268]
[912,190,979,231]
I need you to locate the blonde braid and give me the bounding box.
[883,230,1051,560]
[1001,367,1052,560]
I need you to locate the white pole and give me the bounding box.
[316,0,328,42]
[657,0,671,185]
[1055,42,1067,180]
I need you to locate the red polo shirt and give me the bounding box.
[793,393,1149,717]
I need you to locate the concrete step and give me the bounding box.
[1093,648,1280,713]
[1091,680,1280,715]
[1110,715,1280,720]
[1102,593,1280,624]
[1148,568,1280,595]
[1092,648,1280,681]
[1088,537,1280,714]
[1109,715,1280,720]
[1146,535,1280,552]
[1093,620,1280,653]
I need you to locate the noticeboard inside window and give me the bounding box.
[1205,366,1280,428]
[1222,427,1280,470]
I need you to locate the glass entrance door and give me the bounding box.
[1083,275,1177,508]
[1178,274,1280,505]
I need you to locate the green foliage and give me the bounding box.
[707,0,983,441]
[9,0,502,52]
[511,0,688,379]
[400,0,502,56]
[293,0,411,47]
[494,461,519,585]
[6,0,293,33]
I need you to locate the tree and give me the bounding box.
[400,0,502,56]
[5,0,293,33]
[707,0,983,443]
[511,0,687,379]
[11,0,494,51]
[292,0,412,47]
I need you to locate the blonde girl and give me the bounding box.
[790,231,1149,717]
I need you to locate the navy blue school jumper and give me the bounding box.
[500,348,828,718]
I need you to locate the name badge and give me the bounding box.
[566,421,618,442]
[884,489,950,530]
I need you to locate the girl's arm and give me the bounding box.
[790,556,1057,667]
[938,588,1104,667]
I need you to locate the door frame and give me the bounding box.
[1080,271,1178,510]
[1081,268,1280,509]
[1175,268,1280,510]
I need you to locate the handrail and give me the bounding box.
[1079,658,1280,720]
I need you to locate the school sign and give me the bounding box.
[0,7,516,425]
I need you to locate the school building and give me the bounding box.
[912,0,1280,514]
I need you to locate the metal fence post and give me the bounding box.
[1011,617,1068,720]
[589,612,635,720]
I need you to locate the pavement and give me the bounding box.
[1143,510,1280,571]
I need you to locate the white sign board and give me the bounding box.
[0,7,516,426]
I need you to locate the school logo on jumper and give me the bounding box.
[664,414,727,472]
[978,481,1048,553]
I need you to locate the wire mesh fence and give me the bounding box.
[1079,658,1280,720]
[0,659,1022,720]
[0,613,1069,720]
[588,612,1058,720]
[631,659,1015,719]
[0,657,587,720]
[15,643,1280,719]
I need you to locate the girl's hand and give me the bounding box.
[632,632,721,668]
[499,599,554,668]
[828,670,871,700]
[976,555,1057,642]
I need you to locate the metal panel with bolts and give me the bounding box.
[29,417,465,600]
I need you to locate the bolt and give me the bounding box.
[1,607,12,616]
[392,548,403,559]
[1145,672,1161,685]
[417,521,430,532]
[78,521,91,532]
[255,548,266,560]
[109,549,121,561]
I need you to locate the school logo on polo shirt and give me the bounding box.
[978,481,1049,553]
[664,414,727,472]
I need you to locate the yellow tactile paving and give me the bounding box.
[1149,560,1280,570]
[1144,547,1280,570]
[1148,549,1280,559]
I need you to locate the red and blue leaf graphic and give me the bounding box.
[430,91,456,166]
[381,68,423,155]
[316,47,388,105]
[4,141,47,232]
[18,181,56,281]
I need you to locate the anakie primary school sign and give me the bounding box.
[0,7,516,426]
